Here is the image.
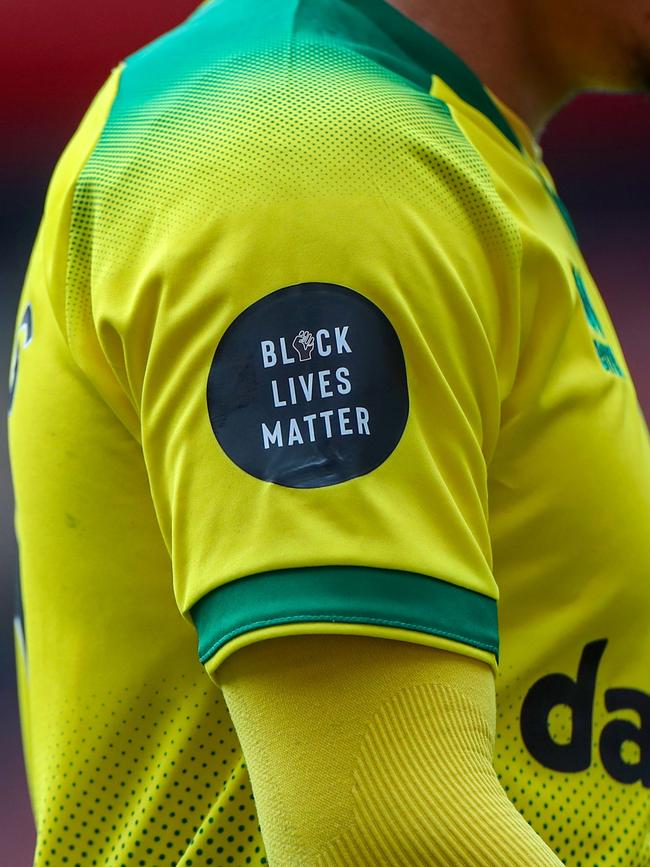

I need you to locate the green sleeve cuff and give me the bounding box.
[191,566,499,664]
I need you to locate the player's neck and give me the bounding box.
[388,0,577,139]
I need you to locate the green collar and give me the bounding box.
[345,0,523,153]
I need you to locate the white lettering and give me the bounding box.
[262,420,283,449]
[298,373,314,401]
[261,326,350,371]
[261,340,277,368]
[304,413,318,442]
[316,329,332,356]
[288,377,297,405]
[338,407,353,435]
[279,337,295,365]
[318,369,333,398]
[356,406,370,435]
[271,380,287,408]
[335,367,351,395]
[320,410,334,438]
[260,405,371,449]
[287,418,304,446]
[335,326,351,354]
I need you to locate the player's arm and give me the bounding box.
[59,44,556,866]
[219,635,563,867]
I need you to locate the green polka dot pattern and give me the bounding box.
[496,668,650,866]
[33,680,267,866]
[33,0,650,864]
[65,30,520,354]
[37,1,522,863]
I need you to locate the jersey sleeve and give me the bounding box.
[62,41,523,678]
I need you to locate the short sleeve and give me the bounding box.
[68,40,523,677]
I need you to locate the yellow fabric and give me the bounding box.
[204,622,499,678]
[220,635,563,866]
[7,1,650,864]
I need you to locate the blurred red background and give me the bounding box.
[1,3,648,865]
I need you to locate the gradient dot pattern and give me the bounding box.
[65,32,521,353]
[33,679,267,866]
[16,0,648,864]
[496,665,650,866]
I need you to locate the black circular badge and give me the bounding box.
[206,283,409,489]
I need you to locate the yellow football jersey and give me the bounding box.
[8,0,650,864]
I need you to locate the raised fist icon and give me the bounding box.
[292,330,315,361]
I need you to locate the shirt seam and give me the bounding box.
[199,613,499,662]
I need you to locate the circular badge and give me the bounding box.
[206,283,409,489]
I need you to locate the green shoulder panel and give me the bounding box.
[70,0,511,291]
[117,0,434,109]
[103,0,519,146]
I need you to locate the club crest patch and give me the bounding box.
[206,283,409,488]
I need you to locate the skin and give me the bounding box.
[389,0,650,137]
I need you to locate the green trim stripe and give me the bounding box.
[345,0,522,152]
[191,566,499,663]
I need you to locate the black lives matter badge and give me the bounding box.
[207,283,409,488]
